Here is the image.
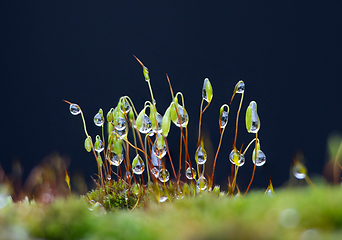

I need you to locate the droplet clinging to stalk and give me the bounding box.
[195,141,207,165]
[202,78,213,103]
[94,135,104,153]
[69,104,81,115]
[170,102,189,128]
[153,134,167,159]
[132,154,145,175]
[186,167,196,180]
[158,168,170,183]
[94,109,104,127]
[135,108,152,134]
[246,101,260,133]
[293,161,307,179]
[219,104,229,129]
[229,149,245,167]
[196,175,207,191]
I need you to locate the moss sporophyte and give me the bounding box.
[64,56,280,210]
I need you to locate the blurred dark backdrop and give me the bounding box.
[1,1,342,191]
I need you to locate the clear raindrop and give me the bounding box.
[229,149,245,167]
[109,151,123,166]
[252,149,266,166]
[94,113,104,127]
[172,105,189,127]
[152,112,163,134]
[69,104,81,115]
[137,114,152,134]
[195,145,207,165]
[249,102,260,133]
[236,80,245,93]
[186,167,196,180]
[151,167,160,178]
[94,137,104,153]
[115,117,127,131]
[220,110,229,128]
[132,154,145,175]
[293,162,306,179]
[153,135,167,159]
[196,175,207,191]
[158,169,170,183]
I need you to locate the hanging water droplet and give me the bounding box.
[235,80,245,93]
[252,149,266,166]
[196,175,207,191]
[151,167,160,178]
[108,151,123,166]
[152,112,163,134]
[229,149,245,167]
[69,104,81,115]
[115,117,127,131]
[220,110,229,128]
[249,101,260,133]
[202,78,213,103]
[171,104,189,127]
[195,144,207,165]
[186,167,196,180]
[120,98,130,114]
[293,161,306,179]
[137,114,152,134]
[158,169,170,183]
[94,113,104,127]
[132,154,145,175]
[153,135,167,159]
[125,171,132,181]
[159,195,168,203]
[107,175,112,181]
[94,136,104,153]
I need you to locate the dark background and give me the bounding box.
[1,1,342,191]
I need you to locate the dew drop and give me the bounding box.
[137,114,152,134]
[120,98,130,114]
[195,145,207,165]
[159,195,168,203]
[220,110,229,128]
[235,80,245,93]
[69,104,81,115]
[185,167,196,180]
[94,113,104,127]
[293,162,306,179]
[125,171,132,181]
[172,105,189,127]
[249,101,260,133]
[107,175,111,181]
[196,176,207,191]
[108,151,123,166]
[116,127,128,139]
[94,137,104,153]
[115,117,127,131]
[229,149,245,167]
[158,169,170,183]
[132,154,145,175]
[252,149,266,166]
[153,135,167,159]
[152,112,163,134]
[151,167,160,178]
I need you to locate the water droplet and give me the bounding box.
[185,167,196,180]
[116,127,128,139]
[158,169,170,183]
[153,135,167,159]
[151,167,160,178]
[195,145,207,165]
[94,113,104,127]
[252,149,266,166]
[159,195,168,203]
[196,176,207,191]
[249,101,260,133]
[220,110,229,128]
[202,78,213,103]
[69,104,81,115]
[235,80,245,94]
[137,114,152,134]
[125,171,132,181]
[109,151,123,166]
[107,175,111,181]
[229,149,245,167]
[132,154,145,175]
[120,98,130,114]
[94,136,104,153]
[171,104,189,127]
[152,112,163,134]
[293,161,306,179]
[114,117,126,131]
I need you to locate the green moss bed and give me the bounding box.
[1,185,342,239]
